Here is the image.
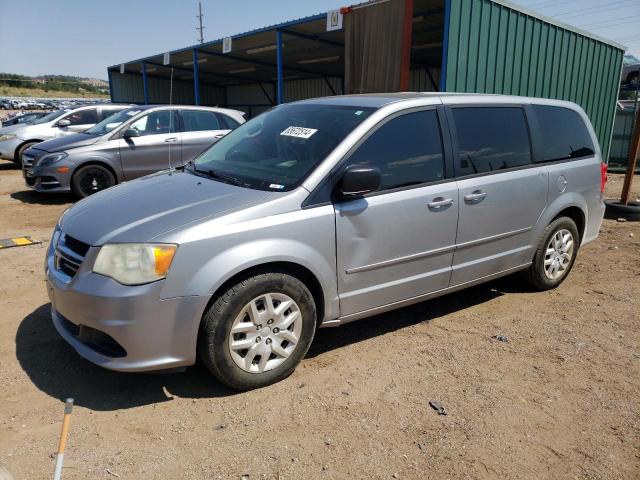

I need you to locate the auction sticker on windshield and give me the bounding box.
[280,126,318,139]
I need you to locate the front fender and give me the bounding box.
[161,205,339,321]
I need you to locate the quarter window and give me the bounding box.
[182,110,221,132]
[452,107,531,176]
[217,113,240,130]
[344,110,445,191]
[532,105,595,162]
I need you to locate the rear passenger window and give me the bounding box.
[182,110,221,132]
[533,105,595,162]
[452,107,531,176]
[345,110,444,191]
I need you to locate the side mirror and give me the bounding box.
[57,119,71,127]
[123,128,140,138]
[338,165,381,198]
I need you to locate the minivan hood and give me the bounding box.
[34,133,101,153]
[60,170,274,245]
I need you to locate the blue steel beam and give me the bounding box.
[193,48,200,105]
[276,29,283,104]
[107,69,114,102]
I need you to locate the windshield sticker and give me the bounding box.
[269,183,285,190]
[355,110,364,115]
[280,126,318,139]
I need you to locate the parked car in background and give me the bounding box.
[0,104,131,164]
[23,105,245,197]
[623,54,640,85]
[46,94,605,390]
[0,111,49,128]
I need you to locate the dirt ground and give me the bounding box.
[0,161,638,480]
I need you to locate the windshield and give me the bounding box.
[85,108,142,135]
[192,103,375,190]
[33,109,69,125]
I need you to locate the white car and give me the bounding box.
[0,104,131,163]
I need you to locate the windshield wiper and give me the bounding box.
[193,167,246,187]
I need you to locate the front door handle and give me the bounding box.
[164,137,178,143]
[464,190,487,203]
[213,133,225,139]
[427,197,454,209]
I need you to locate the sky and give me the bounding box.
[0,0,638,80]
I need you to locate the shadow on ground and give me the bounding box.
[0,161,20,171]
[10,190,74,205]
[16,276,528,411]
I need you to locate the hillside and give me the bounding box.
[0,73,109,98]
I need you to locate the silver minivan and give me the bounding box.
[47,93,606,390]
[22,105,245,197]
[0,104,131,163]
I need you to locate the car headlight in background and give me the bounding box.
[93,243,177,285]
[39,152,68,166]
[0,134,16,142]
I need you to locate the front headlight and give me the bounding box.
[39,152,68,166]
[93,243,177,285]
[0,134,16,142]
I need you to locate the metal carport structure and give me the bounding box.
[108,0,625,160]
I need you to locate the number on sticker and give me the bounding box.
[280,126,318,139]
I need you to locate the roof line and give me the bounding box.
[108,11,327,70]
[492,0,626,51]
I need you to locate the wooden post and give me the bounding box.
[52,398,74,480]
[621,106,640,205]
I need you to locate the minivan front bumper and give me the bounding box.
[46,240,208,372]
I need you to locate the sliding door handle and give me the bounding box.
[427,197,454,209]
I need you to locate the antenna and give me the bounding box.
[168,67,174,170]
[196,1,205,44]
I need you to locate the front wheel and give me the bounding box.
[198,272,317,390]
[71,164,115,198]
[522,216,579,291]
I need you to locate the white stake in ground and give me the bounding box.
[52,398,74,480]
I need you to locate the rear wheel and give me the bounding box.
[71,164,115,198]
[523,216,579,291]
[198,272,317,390]
[16,141,39,165]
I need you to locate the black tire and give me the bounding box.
[71,164,116,198]
[16,141,39,165]
[198,272,317,390]
[522,216,580,291]
[604,199,640,221]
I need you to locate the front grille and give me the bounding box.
[62,235,90,257]
[54,233,90,279]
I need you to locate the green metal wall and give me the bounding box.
[443,0,625,161]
